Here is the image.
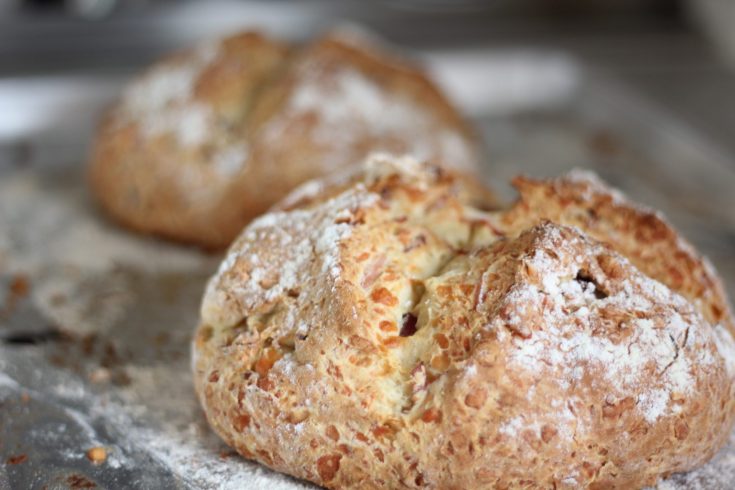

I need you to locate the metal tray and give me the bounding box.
[1,47,735,489]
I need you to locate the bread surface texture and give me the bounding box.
[88,30,481,249]
[193,154,735,489]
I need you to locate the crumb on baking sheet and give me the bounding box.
[9,274,30,296]
[2,273,31,315]
[86,446,107,464]
[66,474,97,488]
[6,454,28,465]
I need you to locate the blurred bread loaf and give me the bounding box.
[89,30,482,249]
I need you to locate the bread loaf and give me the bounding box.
[193,154,735,489]
[89,31,482,249]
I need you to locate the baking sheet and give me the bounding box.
[2,49,735,489]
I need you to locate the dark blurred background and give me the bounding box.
[0,0,732,73]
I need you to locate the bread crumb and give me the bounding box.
[86,446,107,464]
[88,368,111,384]
[9,274,30,297]
[6,454,28,465]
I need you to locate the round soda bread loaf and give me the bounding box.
[192,154,735,489]
[88,30,481,249]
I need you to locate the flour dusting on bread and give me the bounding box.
[202,187,379,330]
[120,42,219,145]
[502,226,706,427]
[279,66,474,170]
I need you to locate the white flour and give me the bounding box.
[121,42,219,146]
[114,38,250,178]
[264,63,476,172]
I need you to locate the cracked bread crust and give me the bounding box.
[88,30,482,249]
[497,171,735,337]
[193,155,735,489]
[88,32,290,249]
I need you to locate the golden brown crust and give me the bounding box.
[192,156,735,489]
[273,157,496,215]
[88,32,290,249]
[497,170,734,336]
[88,30,482,249]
